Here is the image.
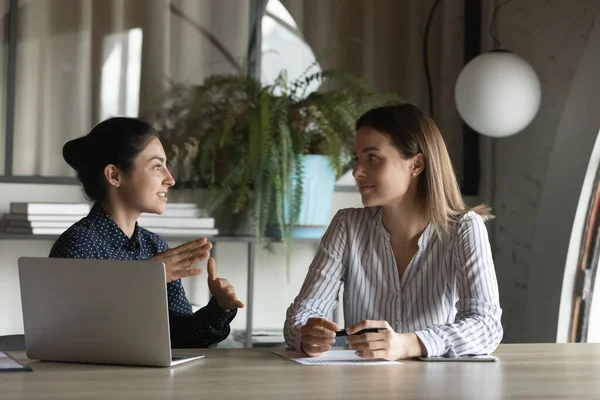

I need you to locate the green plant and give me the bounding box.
[153,66,398,265]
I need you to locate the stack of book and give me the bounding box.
[2,202,218,237]
[139,204,218,237]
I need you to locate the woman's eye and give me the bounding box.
[153,164,162,170]
[368,154,378,162]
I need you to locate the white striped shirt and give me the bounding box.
[284,207,503,357]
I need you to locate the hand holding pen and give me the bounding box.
[344,320,427,361]
[300,319,393,357]
[300,317,340,357]
[335,327,385,337]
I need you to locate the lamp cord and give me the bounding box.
[423,0,443,118]
[424,0,514,117]
[489,0,513,49]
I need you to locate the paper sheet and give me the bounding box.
[270,349,402,366]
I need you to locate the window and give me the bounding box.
[261,0,355,187]
[2,0,341,182]
[6,0,251,178]
[0,0,7,175]
[261,0,321,95]
[100,28,143,121]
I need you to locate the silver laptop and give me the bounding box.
[18,257,205,367]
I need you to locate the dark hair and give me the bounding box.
[356,103,428,160]
[355,103,492,238]
[63,117,159,203]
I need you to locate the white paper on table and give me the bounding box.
[270,349,402,365]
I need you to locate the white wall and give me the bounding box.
[0,182,362,336]
[488,1,600,342]
[0,183,87,335]
[523,11,600,343]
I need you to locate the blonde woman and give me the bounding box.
[284,103,503,360]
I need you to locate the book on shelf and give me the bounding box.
[6,201,211,224]
[4,214,82,222]
[4,226,219,237]
[4,215,214,229]
[10,202,91,216]
[142,208,200,218]
[159,203,197,209]
[9,202,202,215]
[5,220,74,229]
[139,227,219,236]
[4,227,70,235]
[137,216,214,229]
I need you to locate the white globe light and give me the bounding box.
[455,51,542,138]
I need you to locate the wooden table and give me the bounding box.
[1,344,599,399]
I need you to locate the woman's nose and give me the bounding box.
[164,169,176,187]
[352,163,365,179]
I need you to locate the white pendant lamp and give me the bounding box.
[454,2,542,138]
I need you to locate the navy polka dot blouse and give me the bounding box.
[49,203,236,348]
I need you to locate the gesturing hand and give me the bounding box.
[300,318,339,357]
[150,237,212,282]
[345,320,426,361]
[207,257,244,311]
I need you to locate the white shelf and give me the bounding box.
[0,233,321,244]
[232,329,285,346]
[0,232,225,242]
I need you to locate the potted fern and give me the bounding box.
[153,68,396,264]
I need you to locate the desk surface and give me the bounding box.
[1,343,599,399]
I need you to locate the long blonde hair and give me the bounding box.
[355,103,493,239]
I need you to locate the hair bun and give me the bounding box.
[62,137,89,173]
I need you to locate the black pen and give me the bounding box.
[335,328,386,337]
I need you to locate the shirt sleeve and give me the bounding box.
[284,209,349,351]
[154,235,237,349]
[414,212,504,357]
[167,279,237,348]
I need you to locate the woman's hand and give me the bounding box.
[207,257,244,311]
[150,238,212,282]
[300,318,340,357]
[345,320,426,361]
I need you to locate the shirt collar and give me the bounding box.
[376,206,433,248]
[88,203,140,249]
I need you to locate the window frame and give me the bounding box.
[0,0,265,184]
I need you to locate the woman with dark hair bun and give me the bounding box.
[51,117,242,348]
